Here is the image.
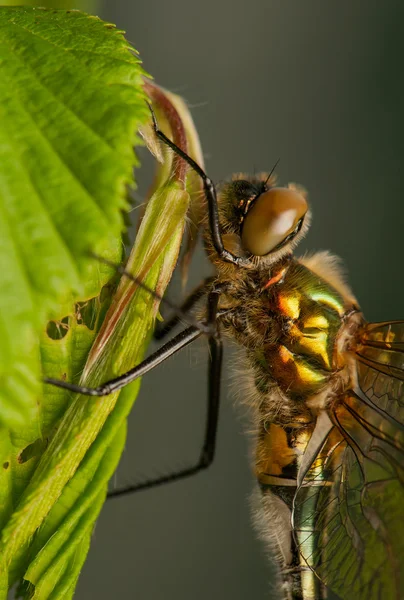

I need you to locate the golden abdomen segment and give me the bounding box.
[256,419,315,485]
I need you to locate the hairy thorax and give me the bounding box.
[220,254,357,393]
[217,252,363,440]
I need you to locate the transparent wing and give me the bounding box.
[293,321,404,600]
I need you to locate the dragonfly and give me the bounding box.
[45,115,404,600]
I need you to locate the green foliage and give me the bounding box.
[0,7,178,598]
[0,6,148,430]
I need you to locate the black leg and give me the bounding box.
[107,288,223,498]
[201,289,222,467]
[154,276,215,341]
[149,108,253,269]
[44,326,202,396]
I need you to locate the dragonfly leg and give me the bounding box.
[154,276,215,341]
[44,326,202,397]
[107,287,223,498]
[149,107,252,269]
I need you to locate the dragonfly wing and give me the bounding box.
[292,321,404,600]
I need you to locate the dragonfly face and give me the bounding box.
[200,172,404,599]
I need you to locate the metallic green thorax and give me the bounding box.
[257,260,348,400]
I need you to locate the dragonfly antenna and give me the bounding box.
[265,157,280,186]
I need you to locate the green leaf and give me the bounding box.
[0,12,202,592]
[0,6,149,431]
[0,23,201,589]
[22,422,127,599]
[0,178,190,598]
[0,7,158,598]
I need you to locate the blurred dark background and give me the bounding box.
[22,1,404,598]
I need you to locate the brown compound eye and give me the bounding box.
[241,187,308,256]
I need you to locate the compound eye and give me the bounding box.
[241,187,308,256]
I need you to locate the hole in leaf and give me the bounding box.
[18,438,47,464]
[46,316,70,340]
[3,462,9,470]
[75,297,99,330]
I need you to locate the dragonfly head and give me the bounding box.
[217,174,310,265]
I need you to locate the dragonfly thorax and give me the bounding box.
[218,254,357,407]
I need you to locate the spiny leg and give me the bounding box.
[149,107,253,269]
[107,287,223,498]
[44,326,202,396]
[154,276,215,341]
